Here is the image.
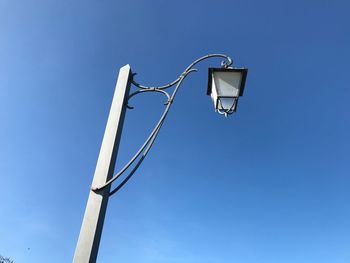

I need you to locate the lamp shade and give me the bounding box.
[207,68,248,115]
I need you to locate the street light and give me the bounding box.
[207,67,248,116]
[73,54,248,263]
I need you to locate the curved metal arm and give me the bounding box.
[131,53,232,90]
[92,54,233,195]
[127,88,171,109]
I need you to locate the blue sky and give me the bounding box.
[1,0,350,262]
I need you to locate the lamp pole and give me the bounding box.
[73,65,132,263]
[73,54,247,263]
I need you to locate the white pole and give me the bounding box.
[73,65,132,263]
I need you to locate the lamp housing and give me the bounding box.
[207,67,248,115]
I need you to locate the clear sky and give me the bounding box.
[1,0,350,262]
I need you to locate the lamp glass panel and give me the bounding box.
[213,71,242,97]
[210,77,218,108]
[218,97,236,111]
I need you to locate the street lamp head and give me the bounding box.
[207,67,248,116]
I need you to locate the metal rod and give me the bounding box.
[93,54,232,193]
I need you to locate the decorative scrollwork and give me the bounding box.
[131,53,232,91]
[126,88,171,109]
[92,54,233,195]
